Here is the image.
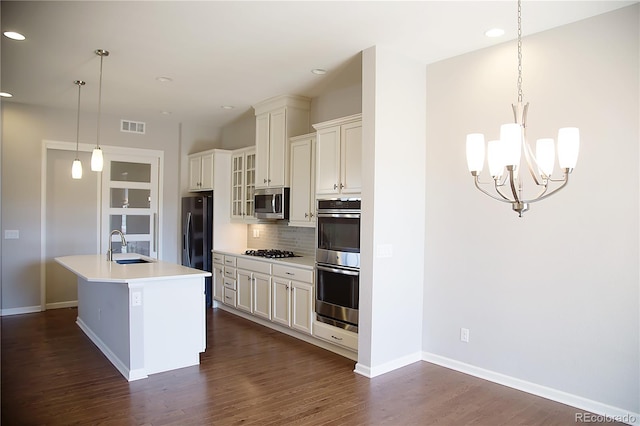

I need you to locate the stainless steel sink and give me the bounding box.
[114,258,152,264]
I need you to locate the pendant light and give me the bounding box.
[465,0,579,217]
[71,80,85,179]
[91,49,109,172]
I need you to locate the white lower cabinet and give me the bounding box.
[252,272,271,320]
[313,320,358,351]
[236,270,253,313]
[272,264,313,335]
[212,251,353,354]
[212,262,224,302]
[237,257,272,317]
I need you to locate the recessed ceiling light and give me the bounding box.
[160,111,172,115]
[0,92,13,98]
[220,105,234,110]
[311,68,327,75]
[3,31,25,41]
[156,76,173,83]
[485,28,505,38]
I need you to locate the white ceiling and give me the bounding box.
[1,1,634,129]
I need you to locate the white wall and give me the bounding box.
[424,5,639,415]
[357,45,426,376]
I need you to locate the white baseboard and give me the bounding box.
[76,317,148,382]
[45,300,78,310]
[0,305,42,316]
[354,351,422,378]
[422,352,640,426]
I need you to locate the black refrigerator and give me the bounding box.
[182,195,213,307]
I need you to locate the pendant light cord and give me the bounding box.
[96,52,104,148]
[74,80,85,157]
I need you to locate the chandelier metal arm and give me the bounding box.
[521,172,570,204]
[473,175,513,203]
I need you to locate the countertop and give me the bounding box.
[213,249,315,270]
[56,254,212,283]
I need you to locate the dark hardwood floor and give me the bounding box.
[1,307,619,425]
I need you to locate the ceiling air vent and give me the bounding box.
[121,120,146,134]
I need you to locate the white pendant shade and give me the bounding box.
[71,159,83,179]
[557,127,580,169]
[535,138,555,177]
[466,133,485,173]
[487,140,505,178]
[500,123,522,166]
[91,147,104,172]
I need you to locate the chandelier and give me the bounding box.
[465,0,579,217]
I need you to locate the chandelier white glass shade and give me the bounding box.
[72,80,85,180]
[91,49,109,172]
[465,0,579,217]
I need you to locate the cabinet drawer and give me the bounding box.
[223,288,237,307]
[224,256,237,267]
[212,253,224,264]
[237,257,271,275]
[224,267,236,279]
[313,320,358,351]
[223,277,236,290]
[273,264,313,283]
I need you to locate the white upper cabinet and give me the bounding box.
[288,133,316,227]
[230,146,256,222]
[253,95,310,189]
[188,150,215,191]
[313,113,362,197]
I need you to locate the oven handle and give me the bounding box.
[316,264,360,276]
[317,213,361,219]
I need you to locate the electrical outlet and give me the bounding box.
[4,230,19,239]
[131,292,142,307]
[460,327,470,343]
[253,229,260,238]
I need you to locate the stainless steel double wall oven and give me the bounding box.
[315,198,361,332]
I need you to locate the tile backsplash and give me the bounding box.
[247,223,315,257]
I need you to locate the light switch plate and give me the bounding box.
[376,244,393,258]
[4,230,19,239]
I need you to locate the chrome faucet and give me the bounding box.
[107,229,127,261]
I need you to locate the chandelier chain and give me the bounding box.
[517,0,523,103]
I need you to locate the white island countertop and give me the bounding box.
[56,254,212,283]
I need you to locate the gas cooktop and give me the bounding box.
[244,249,299,259]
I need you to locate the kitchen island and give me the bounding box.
[56,254,211,381]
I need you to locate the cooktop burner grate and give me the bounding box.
[244,249,298,259]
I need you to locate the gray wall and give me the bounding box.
[1,102,186,311]
[424,5,638,413]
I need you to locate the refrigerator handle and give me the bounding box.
[185,211,192,267]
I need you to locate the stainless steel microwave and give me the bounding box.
[254,187,289,220]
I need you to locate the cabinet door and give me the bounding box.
[244,150,256,217]
[289,137,314,226]
[255,113,270,188]
[291,281,314,335]
[315,125,341,195]
[236,270,253,313]
[231,153,244,219]
[200,151,215,190]
[252,272,271,320]
[271,278,291,327]
[188,156,202,191]
[268,108,287,187]
[213,263,224,302]
[341,121,362,194]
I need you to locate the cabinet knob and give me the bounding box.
[339,183,344,189]
[333,184,338,190]
[304,213,308,218]
[264,178,268,183]
[310,212,314,218]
